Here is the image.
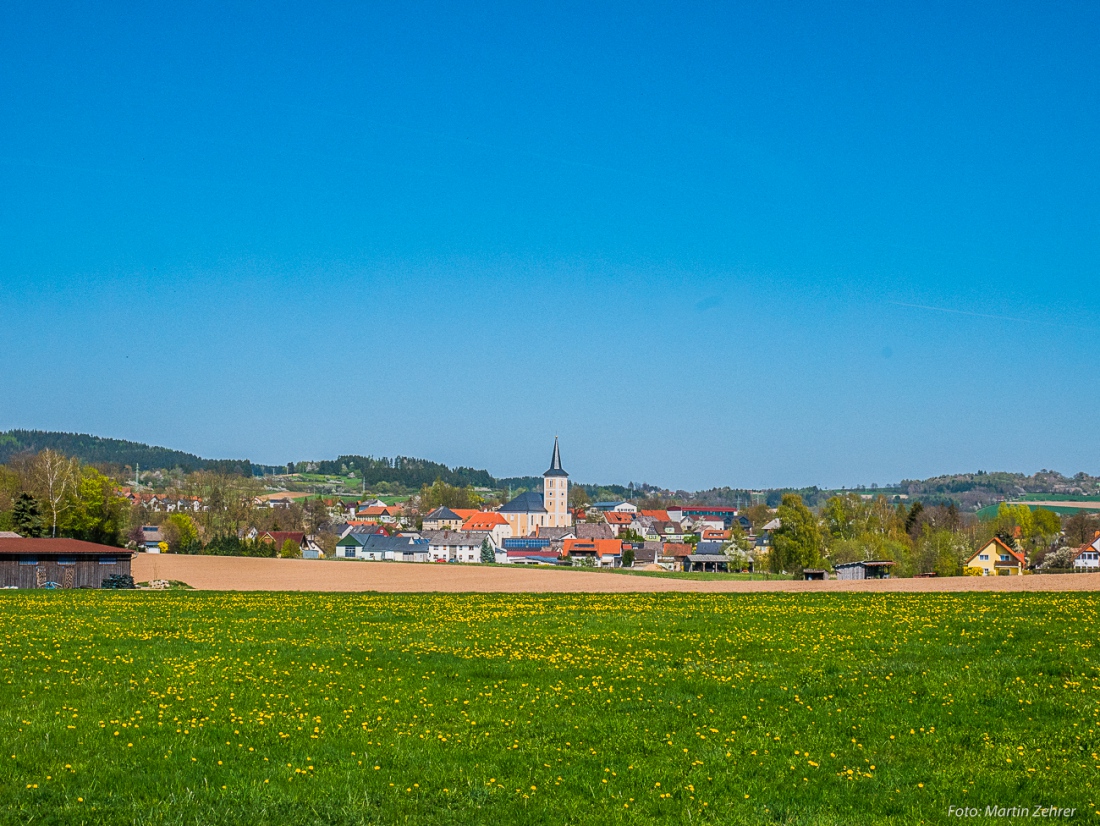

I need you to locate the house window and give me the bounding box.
[19,557,37,566]
[345,548,356,558]
[978,554,989,561]
[99,557,118,565]
[1000,555,1009,562]
[58,557,77,565]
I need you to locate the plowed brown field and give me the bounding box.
[133,554,1100,592]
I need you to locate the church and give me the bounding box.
[498,437,574,537]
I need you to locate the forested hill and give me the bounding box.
[0,430,253,476]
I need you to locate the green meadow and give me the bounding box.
[1,591,1097,825]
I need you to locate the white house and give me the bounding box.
[422,530,494,563]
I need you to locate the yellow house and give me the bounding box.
[965,537,1026,576]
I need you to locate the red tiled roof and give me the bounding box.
[563,538,622,556]
[0,538,131,556]
[462,513,507,530]
[604,512,634,525]
[662,542,694,557]
[640,510,670,521]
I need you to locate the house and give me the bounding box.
[639,509,671,522]
[422,507,464,531]
[603,511,634,535]
[422,530,494,563]
[1069,532,1100,569]
[255,531,307,554]
[668,506,746,529]
[574,523,615,540]
[139,526,165,553]
[965,538,1026,576]
[658,542,694,570]
[506,548,562,565]
[0,537,133,589]
[461,512,513,546]
[336,533,430,562]
[590,501,638,514]
[834,560,896,580]
[356,505,398,524]
[628,542,661,568]
[302,535,326,560]
[562,538,623,567]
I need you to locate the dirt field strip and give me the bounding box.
[134,554,1100,593]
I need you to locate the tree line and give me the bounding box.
[766,493,1097,576]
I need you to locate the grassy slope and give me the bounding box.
[1,592,1097,825]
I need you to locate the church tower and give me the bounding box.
[543,437,571,527]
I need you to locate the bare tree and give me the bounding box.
[31,450,79,537]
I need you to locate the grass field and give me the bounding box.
[2,592,1098,825]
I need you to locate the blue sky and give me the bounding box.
[1,1,1097,490]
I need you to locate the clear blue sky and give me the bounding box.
[1,1,1097,490]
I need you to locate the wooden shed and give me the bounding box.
[0,538,133,589]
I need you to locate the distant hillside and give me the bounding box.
[0,430,253,476]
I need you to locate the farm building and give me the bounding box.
[0,537,133,589]
[833,560,895,580]
[803,569,828,581]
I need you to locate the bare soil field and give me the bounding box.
[133,554,1100,593]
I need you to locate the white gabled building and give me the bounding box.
[422,530,494,563]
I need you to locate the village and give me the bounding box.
[114,438,1100,581]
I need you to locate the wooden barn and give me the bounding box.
[0,538,133,589]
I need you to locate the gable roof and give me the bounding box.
[563,538,622,556]
[462,512,507,530]
[604,512,634,525]
[424,506,461,522]
[450,509,482,522]
[968,537,1026,567]
[639,510,670,521]
[575,523,614,540]
[0,538,131,556]
[499,491,546,514]
[662,542,694,558]
[422,530,492,547]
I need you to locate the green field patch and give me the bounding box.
[1,591,1097,824]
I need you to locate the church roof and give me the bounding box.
[499,491,547,514]
[544,437,568,477]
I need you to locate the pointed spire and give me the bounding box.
[544,436,568,477]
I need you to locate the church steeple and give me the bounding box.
[544,436,567,477]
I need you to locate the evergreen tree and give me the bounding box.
[12,492,44,537]
[480,538,495,564]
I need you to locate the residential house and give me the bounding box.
[422,507,464,531]
[590,501,638,514]
[603,511,634,536]
[461,512,513,546]
[1069,532,1100,569]
[422,530,494,563]
[574,523,615,540]
[562,538,623,568]
[965,538,1026,576]
[139,526,165,553]
[255,531,308,554]
[659,542,694,571]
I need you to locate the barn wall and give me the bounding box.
[0,556,132,589]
